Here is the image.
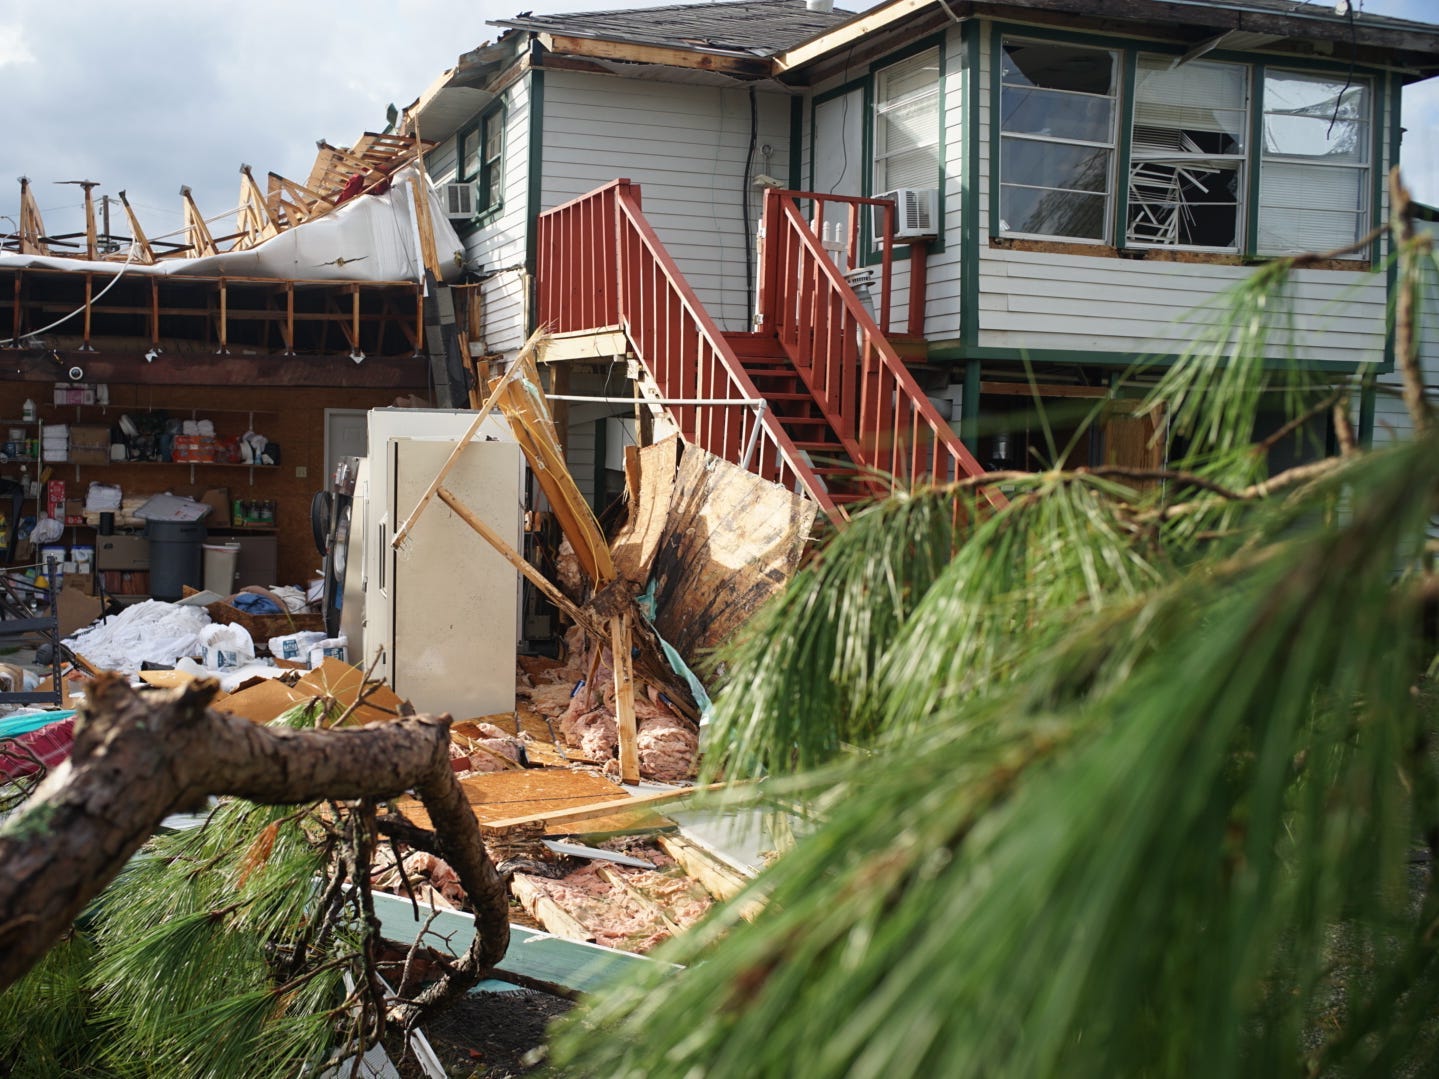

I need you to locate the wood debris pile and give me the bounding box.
[518,630,698,782]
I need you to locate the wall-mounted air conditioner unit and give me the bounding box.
[873,188,938,243]
[441,182,477,220]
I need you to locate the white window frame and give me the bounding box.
[1127,55,1251,253]
[1257,69,1371,258]
[873,47,941,195]
[998,38,1120,246]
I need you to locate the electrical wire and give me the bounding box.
[0,240,141,347]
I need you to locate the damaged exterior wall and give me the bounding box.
[626,438,816,667]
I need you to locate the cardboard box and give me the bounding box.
[45,479,65,519]
[170,484,231,527]
[56,576,103,637]
[95,533,149,570]
[69,424,111,466]
[63,498,84,525]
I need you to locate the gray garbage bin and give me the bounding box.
[145,520,208,600]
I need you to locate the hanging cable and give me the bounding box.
[0,241,142,347]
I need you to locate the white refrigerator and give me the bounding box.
[356,409,522,720]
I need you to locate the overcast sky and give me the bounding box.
[1,0,1435,245]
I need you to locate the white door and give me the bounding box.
[389,437,521,719]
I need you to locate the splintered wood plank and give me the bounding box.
[649,444,817,662]
[610,435,679,584]
[510,874,594,942]
[389,769,672,836]
[657,834,763,921]
[611,612,639,784]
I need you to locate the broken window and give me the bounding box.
[1128,55,1248,250]
[999,39,1118,243]
[874,47,941,194]
[1258,71,1370,255]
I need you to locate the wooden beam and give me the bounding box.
[116,191,157,264]
[536,31,768,76]
[541,328,629,362]
[774,0,940,72]
[435,484,599,636]
[180,187,217,258]
[596,865,681,934]
[391,326,545,549]
[610,611,640,785]
[479,783,722,835]
[5,349,428,388]
[509,874,593,942]
[407,175,444,281]
[656,834,758,916]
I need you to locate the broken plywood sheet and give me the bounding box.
[213,659,407,725]
[649,444,817,664]
[390,769,673,837]
[610,436,680,585]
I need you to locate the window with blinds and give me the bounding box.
[874,48,941,194]
[1128,55,1249,249]
[999,39,1119,243]
[1258,71,1370,255]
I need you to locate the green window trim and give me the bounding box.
[807,33,949,265]
[988,21,1384,262]
[458,99,507,222]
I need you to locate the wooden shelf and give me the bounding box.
[71,461,278,468]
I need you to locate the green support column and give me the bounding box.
[963,359,982,453]
[1357,372,1377,449]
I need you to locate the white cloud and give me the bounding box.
[0,22,34,68]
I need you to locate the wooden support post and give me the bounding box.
[351,286,361,354]
[408,176,444,281]
[149,278,160,349]
[434,485,598,636]
[610,611,640,785]
[284,282,295,354]
[82,274,93,350]
[906,237,928,337]
[391,326,545,549]
[218,280,228,354]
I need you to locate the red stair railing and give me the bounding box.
[537,179,840,518]
[758,189,1002,508]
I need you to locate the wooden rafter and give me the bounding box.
[180,186,217,258]
[16,178,50,256]
[266,172,336,229]
[115,191,157,265]
[234,166,283,251]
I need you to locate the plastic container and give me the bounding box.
[145,520,207,601]
[202,542,242,595]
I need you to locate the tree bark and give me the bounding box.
[0,673,509,1004]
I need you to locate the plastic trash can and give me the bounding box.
[145,520,208,600]
[202,542,242,595]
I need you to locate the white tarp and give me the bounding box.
[0,165,464,284]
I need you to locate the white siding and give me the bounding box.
[974,20,1388,364]
[1368,217,1439,448]
[429,79,534,355]
[540,69,794,332]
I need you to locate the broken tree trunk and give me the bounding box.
[0,673,509,1017]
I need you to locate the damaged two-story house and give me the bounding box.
[401,0,1439,520]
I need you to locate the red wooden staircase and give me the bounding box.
[535,180,1000,523]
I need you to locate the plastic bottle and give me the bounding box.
[21,398,35,422]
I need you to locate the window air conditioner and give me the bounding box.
[873,188,938,243]
[441,182,477,220]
